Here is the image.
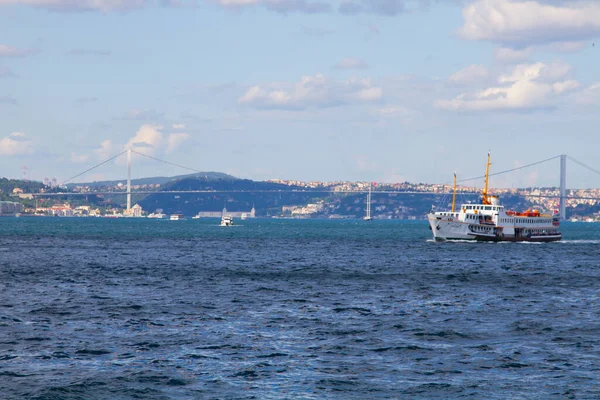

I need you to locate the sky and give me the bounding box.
[0,0,599,188]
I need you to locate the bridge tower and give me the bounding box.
[559,154,567,220]
[127,149,131,211]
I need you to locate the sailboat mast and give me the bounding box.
[367,184,371,218]
[452,171,457,213]
[483,151,491,205]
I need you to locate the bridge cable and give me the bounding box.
[130,149,204,174]
[456,155,561,184]
[568,156,600,177]
[59,150,128,187]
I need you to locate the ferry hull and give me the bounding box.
[428,214,474,241]
[428,214,562,243]
[473,234,562,243]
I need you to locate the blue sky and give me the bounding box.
[1,0,599,188]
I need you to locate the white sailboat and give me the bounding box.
[364,183,373,221]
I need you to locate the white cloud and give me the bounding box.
[172,123,186,129]
[448,64,489,85]
[0,44,38,57]
[459,0,600,47]
[238,73,383,110]
[125,124,164,156]
[498,61,571,83]
[0,132,34,155]
[333,57,369,70]
[0,0,148,11]
[94,139,114,160]
[124,124,190,156]
[212,0,330,13]
[436,61,580,112]
[167,133,190,153]
[70,152,89,163]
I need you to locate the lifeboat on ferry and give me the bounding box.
[522,209,540,217]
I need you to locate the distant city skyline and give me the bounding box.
[1,0,599,188]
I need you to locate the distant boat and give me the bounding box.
[364,184,373,221]
[170,214,185,221]
[148,212,167,219]
[220,215,234,226]
[241,213,247,220]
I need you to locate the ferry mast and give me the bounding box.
[482,151,492,205]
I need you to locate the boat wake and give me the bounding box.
[559,239,600,244]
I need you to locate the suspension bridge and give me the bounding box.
[27,150,600,220]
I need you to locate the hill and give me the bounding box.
[67,171,235,188]
[137,176,324,216]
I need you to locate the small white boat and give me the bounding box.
[220,215,234,226]
[148,212,167,219]
[170,214,185,221]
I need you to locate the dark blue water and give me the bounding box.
[1,218,599,399]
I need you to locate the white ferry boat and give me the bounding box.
[148,210,167,219]
[170,214,185,221]
[428,153,561,242]
[220,215,234,226]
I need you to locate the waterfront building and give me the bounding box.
[0,201,24,216]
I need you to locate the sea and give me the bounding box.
[1,218,599,399]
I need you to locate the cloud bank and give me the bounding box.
[437,61,580,111]
[459,0,600,47]
[0,0,148,12]
[0,132,34,155]
[238,73,383,110]
[125,124,190,156]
